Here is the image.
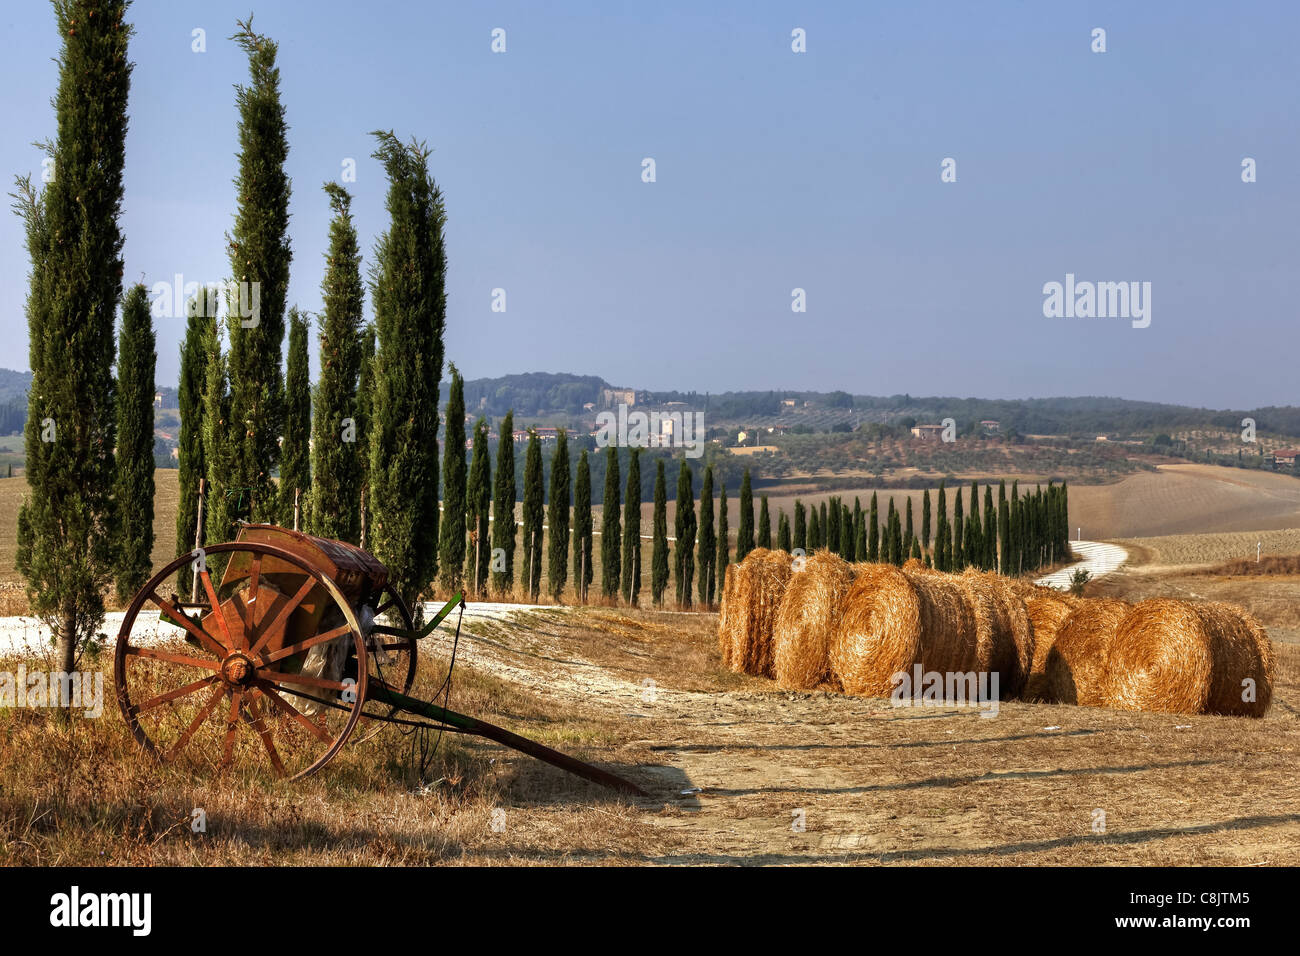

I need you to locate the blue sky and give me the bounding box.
[1,0,1296,407]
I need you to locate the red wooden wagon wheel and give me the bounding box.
[114,542,368,781]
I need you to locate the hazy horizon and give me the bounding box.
[2,1,1297,408]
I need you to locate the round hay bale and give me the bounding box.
[717,563,740,668]
[1043,598,1130,705]
[959,569,1032,698]
[728,548,794,676]
[1021,590,1078,700]
[1102,599,1273,716]
[831,565,980,697]
[772,552,856,690]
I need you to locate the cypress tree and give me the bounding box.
[1010,480,1021,574]
[983,486,996,570]
[852,497,862,558]
[868,492,879,561]
[854,508,866,561]
[492,411,517,596]
[737,470,755,560]
[758,495,771,549]
[808,507,821,553]
[176,291,209,592]
[279,308,310,528]
[903,498,914,559]
[15,0,131,676]
[621,449,641,604]
[697,465,716,605]
[953,487,965,570]
[547,430,571,601]
[226,18,293,524]
[465,417,491,597]
[437,366,466,594]
[601,446,621,599]
[651,459,668,604]
[368,131,446,606]
[573,449,592,601]
[888,502,903,565]
[935,482,948,571]
[840,503,853,557]
[910,537,922,560]
[826,496,840,556]
[113,284,155,604]
[777,510,791,552]
[997,479,1010,574]
[966,481,982,570]
[201,307,234,549]
[716,481,730,592]
[309,182,363,543]
[674,461,696,607]
[356,324,376,546]
[793,500,807,552]
[521,430,544,600]
[921,488,932,555]
[819,501,829,550]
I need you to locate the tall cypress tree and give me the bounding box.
[279,308,310,528]
[888,501,903,565]
[621,449,641,604]
[868,492,879,561]
[674,461,696,607]
[737,469,755,560]
[820,502,829,550]
[935,482,948,571]
[757,495,771,549]
[697,465,716,605]
[840,503,853,557]
[777,510,791,552]
[953,487,965,570]
[808,507,821,553]
[983,485,996,570]
[176,291,209,591]
[113,284,155,604]
[716,481,730,592]
[368,131,446,606]
[309,182,363,543]
[14,0,131,676]
[201,308,233,550]
[492,411,517,596]
[651,459,669,604]
[1010,480,1021,574]
[522,430,544,600]
[226,18,292,524]
[997,479,1010,574]
[573,449,592,601]
[437,366,466,594]
[966,481,982,570]
[852,497,863,558]
[903,498,914,560]
[356,323,376,547]
[826,496,840,556]
[465,417,491,597]
[547,430,571,601]
[601,446,621,600]
[793,499,807,552]
[855,508,866,561]
[921,488,932,556]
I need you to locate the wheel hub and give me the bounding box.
[221,652,256,686]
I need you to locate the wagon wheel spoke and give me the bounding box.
[166,683,228,762]
[149,592,227,658]
[259,669,353,693]
[200,567,237,651]
[124,645,221,671]
[248,577,316,657]
[254,681,333,743]
[260,624,353,667]
[244,554,262,635]
[219,689,244,770]
[374,598,395,615]
[241,693,286,776]
[134,675,220,714]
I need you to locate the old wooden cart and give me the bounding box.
[113,524,643,793]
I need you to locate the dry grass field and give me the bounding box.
[2,603,1296,865]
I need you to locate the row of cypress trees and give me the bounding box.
[778,479,1070,574]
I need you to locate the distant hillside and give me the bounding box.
[459,371,610,417]
[0,369,31,405]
